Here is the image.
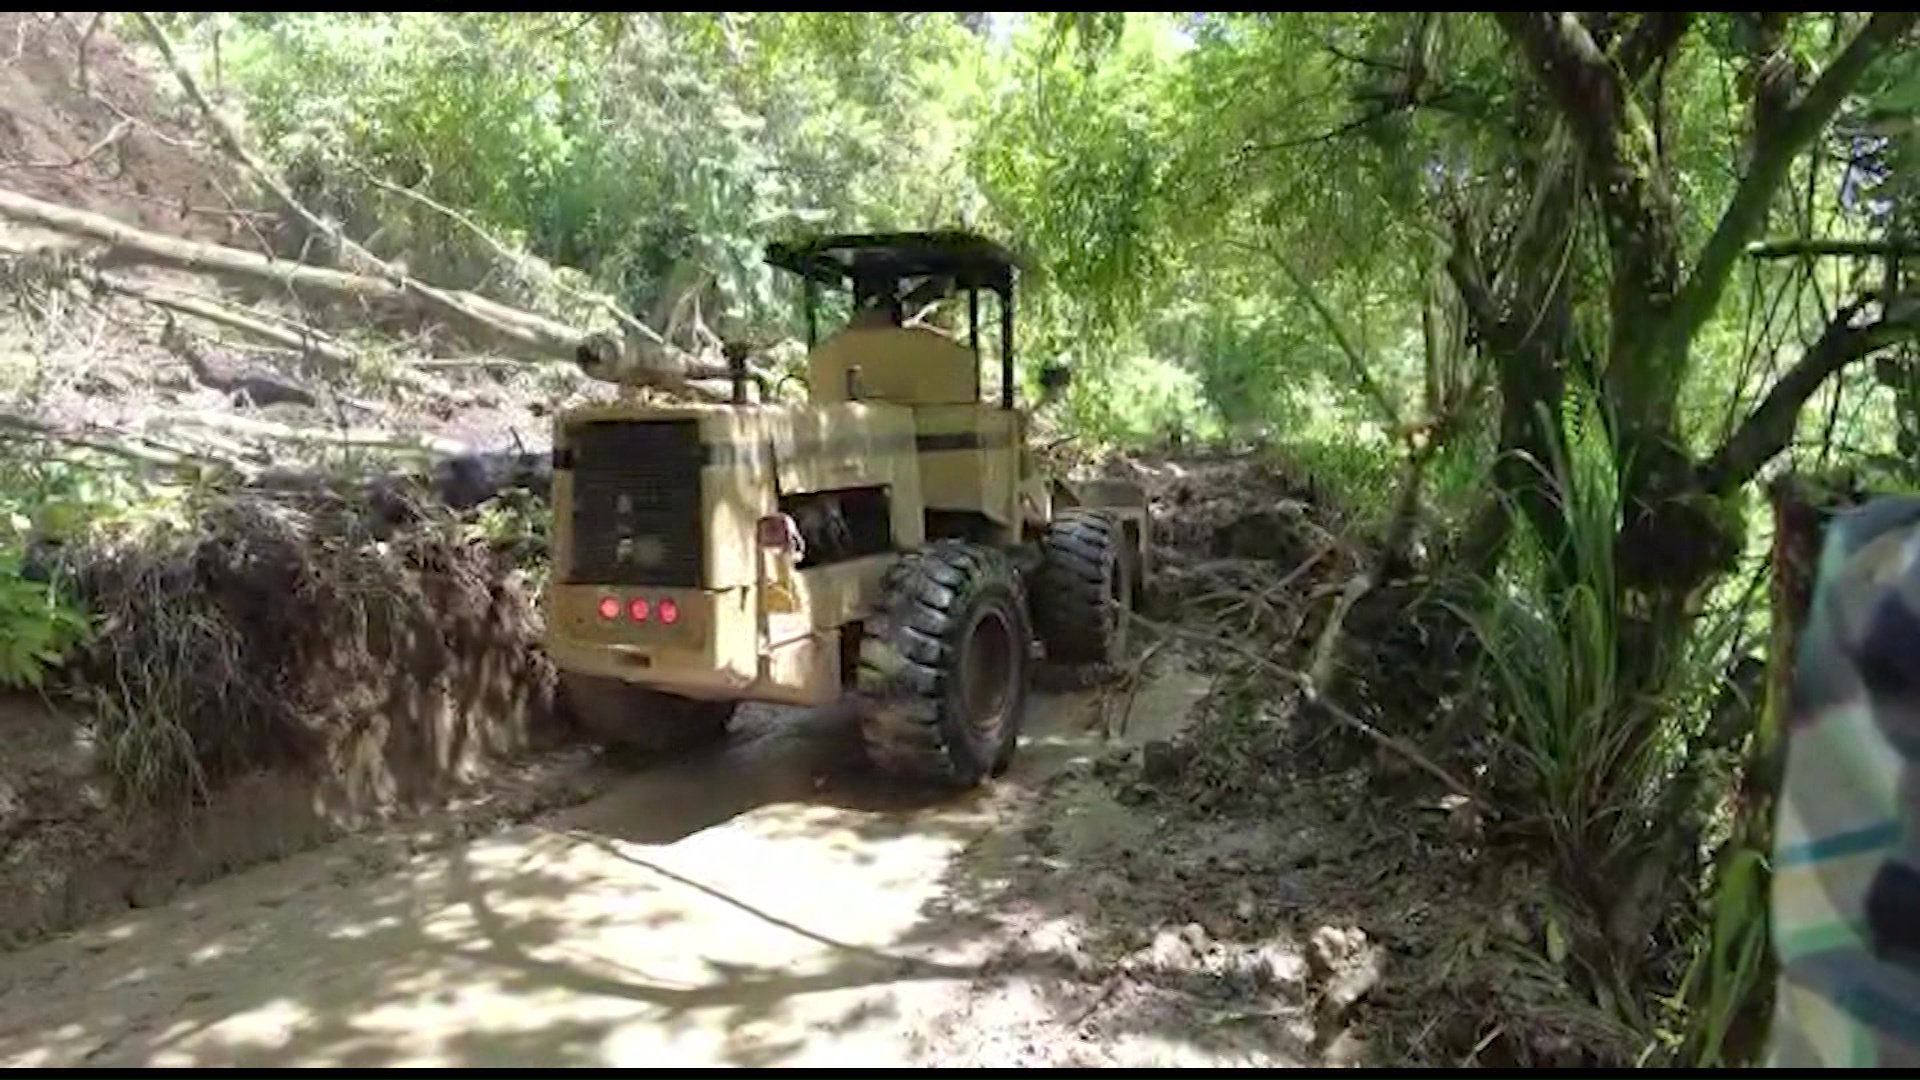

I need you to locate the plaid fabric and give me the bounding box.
[1770,497,1920,1067]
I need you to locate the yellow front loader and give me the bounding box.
[545,231,1149,788]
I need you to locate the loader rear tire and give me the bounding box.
[558,672,735,756]
[856,540,1031,788]
[1034,509,1131,666]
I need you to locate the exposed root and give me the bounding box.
[59,485,561,810]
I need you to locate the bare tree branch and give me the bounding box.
[0,235,481,404]
[0,186,729,393]
[1667,12,1918,361]
[132,12,720,394]
[132,13,371,272]
[1320,39,1406,73]
[0,116,132,171]
[356,167,672,353]
[1615,11,1693,83]
[74,12,105,93]
[164,409,468,458]
[0,407,239,471]
[1747,237,1920,260]
[103,273,353,367]
[1241,89,1459,155]
[1700,293,1920,494]
[1274,249,1404,435]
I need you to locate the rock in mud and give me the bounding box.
[1141,737,1196,783]
[1321,1027,1368,1067]
[0,778,20,837]
[1307,925,1367,978]
[1320,946,1382,1019]
[1310,928,1384,1050]
[1251,944,1307,994]
[1148,926,1197,969]
[1180,921,1210,950]
[1026,920,1095,976]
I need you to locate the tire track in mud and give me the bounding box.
[0,667,1224,1069]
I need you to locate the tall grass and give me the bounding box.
[1458,415,1641,890]
[1672,844,1772,1066]
[1453,404,1766,1061]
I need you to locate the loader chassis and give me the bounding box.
[545,231,1149,785]
[549,398,930,709]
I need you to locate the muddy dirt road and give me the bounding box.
[0,671,1234,1068]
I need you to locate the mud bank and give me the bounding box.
[3,486,590,950]
[0,692,614,949]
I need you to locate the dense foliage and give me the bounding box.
[13,10,1913,1065]
[202,12,993,339]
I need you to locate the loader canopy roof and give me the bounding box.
[764,230,1018,298]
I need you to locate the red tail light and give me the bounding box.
[658,598,681,625]
[628,598,650,622]
[597,596,620,620]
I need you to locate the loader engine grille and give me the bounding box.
[565,420,706,587]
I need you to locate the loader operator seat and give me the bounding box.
[810,282,980,406]
[847,285,902,331]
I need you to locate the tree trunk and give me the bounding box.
[0,187,732,389]
[1446,143,1580,587]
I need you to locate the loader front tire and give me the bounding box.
[857,541,1031,788]
[1034,509,1131,666]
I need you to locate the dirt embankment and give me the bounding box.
[0,12,600,459]
[0,485,603,949]
[0,13,614,951]
[0,12,242,243]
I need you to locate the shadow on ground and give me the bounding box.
[0,674,1114,1068]
[0,651,1558,1068]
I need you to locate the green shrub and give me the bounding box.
[0,553,88,689]
[0,453,199,690]
[213,13,988,330]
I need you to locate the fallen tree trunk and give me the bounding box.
[0,187,731,391]
[145,15,762,399]
[107,272,355,368]
[0,408,244,471]
[160,410,468,458]
[115,273,473,404]
[136,11,729,394]
[63,257,481,404]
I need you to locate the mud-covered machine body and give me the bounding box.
[546,231,1148,786]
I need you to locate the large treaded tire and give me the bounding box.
[856,540,1032,788]
[1033,509,1131,666]
[558,672,736,756]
